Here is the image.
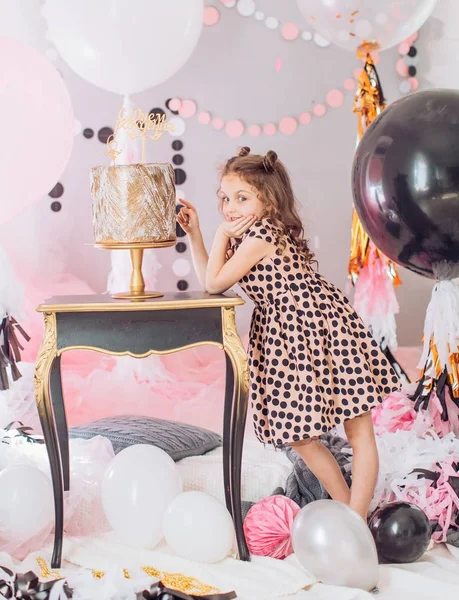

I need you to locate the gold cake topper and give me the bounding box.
[105,107,175,163]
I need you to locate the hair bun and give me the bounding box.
[238,146,251,157]
[263,150,278,173]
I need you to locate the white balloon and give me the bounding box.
[296,0,437,52]
[44,0,203,95]
[0,465,54,541]
[102,445,182,548]
[0,0,48,52]
[163,491,235,563]
[292,500,379,591]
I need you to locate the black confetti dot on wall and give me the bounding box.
[173,154,184,166]
[176,222,186,238]
[83,128,94,139]
[408,65,417,77]
[149,107,166,120]
[408,46,417,58]
[166,98,180,115]
[176,242,187,253]
[174,168,187,185]
[98,127,114,143]
[177,280,189,291]
[49,182,64,198]
[51,201,62,212]
[172,140,183,151]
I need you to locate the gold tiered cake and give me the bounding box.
[90,162,176,246]
[90,162,176,299]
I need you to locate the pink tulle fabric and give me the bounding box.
[243,495,300,559]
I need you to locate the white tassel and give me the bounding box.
[418,280,459,372]
[371,428,459,511]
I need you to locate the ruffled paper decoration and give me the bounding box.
[243,495,300,559]
[412,280,459,423]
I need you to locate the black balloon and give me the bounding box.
[369,502,431,564]
[352,89,459,279]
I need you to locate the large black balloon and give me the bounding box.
[352,89,459,279]
[369,502,431,564]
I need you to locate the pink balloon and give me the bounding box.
[0,37,73,225]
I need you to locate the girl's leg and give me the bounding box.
[343,412,379,520]
[291,438,351,504]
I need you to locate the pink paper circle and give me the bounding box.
[396,58,408,77]
[299,112,312,125]
[313,104,326,117]
[225,119,244,138]
[326,89,344,108]
[343,78,356,91]
[198,111,211,124]
[398,41,410,55]
[168,97,182,112]
[211,117,224,130]
[248,124,261,137]
[279,117,297,135]
[281,22,299,41]
[409,77,419,91]
[179,99,197,119]
[264,123,277,136]
[204,6,220,26]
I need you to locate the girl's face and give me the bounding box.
[219,175,265,222]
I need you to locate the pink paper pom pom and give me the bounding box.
[243,495,300,559]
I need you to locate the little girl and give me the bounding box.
[177,147,400,520]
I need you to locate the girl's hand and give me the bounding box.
[176,198,201,237]
[218,215,258,239]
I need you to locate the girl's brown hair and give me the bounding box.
[220,146,316,266]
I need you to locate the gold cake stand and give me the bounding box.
[96,240,175,300]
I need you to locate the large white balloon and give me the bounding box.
[297,0,437,52]
[101,445,182,548]
[163,491,235,563]
[0,465,54,542]
[0,0,47,51]
[43,0,203,95]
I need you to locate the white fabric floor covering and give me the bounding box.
[15,535,459,600]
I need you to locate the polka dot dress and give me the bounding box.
[231,219,401,448]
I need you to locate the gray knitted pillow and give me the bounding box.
[69,415,222,461]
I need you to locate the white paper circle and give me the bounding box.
[169,117,186,137]
[173,259,191,277]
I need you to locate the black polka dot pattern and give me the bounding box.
[83,128,94,139]
[231,218,401,448]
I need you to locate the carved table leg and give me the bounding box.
[34,312,64,568]
[49,355,70,492]
[222,307,250,561]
